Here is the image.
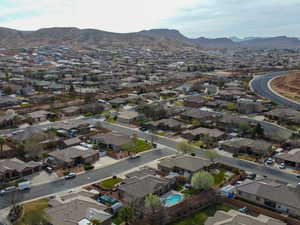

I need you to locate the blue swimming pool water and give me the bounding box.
[164,194,183,206]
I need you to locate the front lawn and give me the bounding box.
[16,198,49,225]
[169,204,232,225]
[127,138,152,153]
[99,177,123,190]
[155,131,167,136]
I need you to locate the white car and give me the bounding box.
[279,163,286,169]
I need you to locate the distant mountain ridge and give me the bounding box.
[0,27,299,49]
[138,29,300,49]
[0,27,198,50]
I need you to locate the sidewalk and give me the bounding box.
[0,207,11,225]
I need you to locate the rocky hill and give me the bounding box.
[0,27,198,51]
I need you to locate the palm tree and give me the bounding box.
[0,136,5,152]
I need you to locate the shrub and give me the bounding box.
[191,152,196,156]
[84,164,94,170]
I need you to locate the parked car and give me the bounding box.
[65,173,76,180]
[238,207,249,214]
[246,173,256,180]
[130,154,141,159]
[139,127,148,132]
[0,186,17,195]
[296,174,300,179]
[279,163,286,169]
[265,157,274,165]
[18,181,31,191]
[45,166,53,173]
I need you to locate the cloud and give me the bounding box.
[0,0,300,37]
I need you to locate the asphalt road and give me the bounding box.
[102,122,300,185]
[0,147,176,209]
[250,72,300,110]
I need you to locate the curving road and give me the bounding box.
[250,72,300,110]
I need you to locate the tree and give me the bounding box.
[24,133,44,158]
[89,218,101,225]
[0,136,5,152]
[176,141,193,154]
[252,123,264,138]
[203,149,219,164]
[191,171,214,191]
[144,194,166,225]
[118,206,134,225]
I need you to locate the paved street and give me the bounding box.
[0,147,176,209]
[102,122,300,185]
[250,72,300,110]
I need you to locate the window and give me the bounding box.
[256,196,260,201]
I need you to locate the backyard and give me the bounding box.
[169,204,232,225]
[15,198,49,225]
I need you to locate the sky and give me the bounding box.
[0,0,300,38]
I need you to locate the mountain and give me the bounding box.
[0,27,198,51]
[138,29,300,49]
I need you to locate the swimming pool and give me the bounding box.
[162,192,184,207]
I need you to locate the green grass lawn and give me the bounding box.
[99,177,123,190]
[155,131,167,136]
[213,170,226,185]
[111,214,124,225]
[16,198,49,225]
[190,141,207,148]
[169,204,232,225]
[130,138,152,153]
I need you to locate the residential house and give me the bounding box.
[184,95,207,108]
[0,110,17,128]
[237,100,265,114]
[219,138,273,157]
[61,106,81,117]
[45,198,111,225]
[27,110,52,123]
[146,118,185,132]
[158,155,212,180]
[10,127,45,144]
[265,108,300,125]
[109,97,127,107]
[0,96,21,107]
[0,158,42,182]
[17,86,35,96]
[118,175,173,204]
[90,132,132,151]
[181,127,225,142]
[275,148,300,169]
[205,209,286,225]
[117,110,141,124]
[61,137,82,148]
[181,109,219,122]
[48,147,99,168]
[236,180,300,217]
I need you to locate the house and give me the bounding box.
[0,158,42,182]
[146,118,185,131]
[118,175,173,204]
[181,127,225,142]
[117,110,141,124]
[219,138,273,157]
[48,147,99,168]
[184,95,206,108]
[158,155,212,180]
[61,137,82,148]
[275,148,300,169]
[61,106,80,117]
[90,132,132,151]
[265,108,300,125]
[27,110,52,123]
[109,97,127,107]
[45,198,111,225]
[10,127,45,144]
[17,86,35,96]
[236,180,300,217]
[181,109,219,122]
[205,209,286,225]
[237,100,265,114]
[0,96,21,107]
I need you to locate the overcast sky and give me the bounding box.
[1,0,300,38]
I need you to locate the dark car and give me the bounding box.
[139,127,148,132]
[246,173,256,180]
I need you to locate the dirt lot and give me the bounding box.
[271,71,300,103]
